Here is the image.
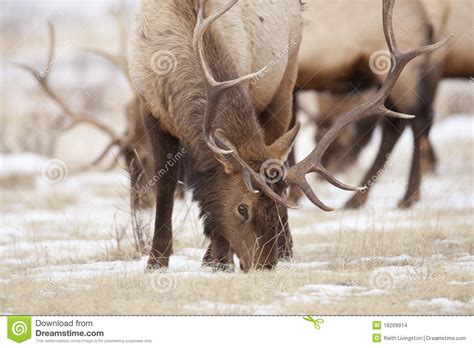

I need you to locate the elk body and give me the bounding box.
[294,0,473,208]
[130,0,304,271]
[293,0,451,208]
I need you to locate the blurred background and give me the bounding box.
[1,1,137,163]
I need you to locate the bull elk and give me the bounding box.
[293,0,472,208]
[130,0,448,271]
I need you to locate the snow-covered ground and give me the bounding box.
[1,114,473,315]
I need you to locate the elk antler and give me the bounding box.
[84,0,132,86]
[193,0,267,155]
[284,0,451,211]
[12,21,130,169]
[192,0,297,207]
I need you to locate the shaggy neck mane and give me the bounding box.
[200,25,267,165]
[161,3,267,173]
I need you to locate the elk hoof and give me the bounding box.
[421,157,437,174]
[278,248,293,261]
[145,263,167,272]
[212,262,235,273]
[145,255,169,271]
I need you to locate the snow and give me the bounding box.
[280,284,385,305]
[1,101,472,314]
[408,298,469,314]
[0,153,47,179]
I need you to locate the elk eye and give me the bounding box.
[237,204,249,221]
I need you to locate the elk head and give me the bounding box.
[193,0,449,271]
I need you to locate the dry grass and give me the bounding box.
[1,112,473,315]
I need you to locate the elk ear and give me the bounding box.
[267,121,301,162]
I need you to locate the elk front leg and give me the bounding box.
[345,118,405,209]
[144,114,181,270]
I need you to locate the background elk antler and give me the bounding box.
[12,21,133,170]
[13,11,157,209]
[84,1,132,86]
[284,0,452,211]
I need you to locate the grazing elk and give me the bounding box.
[292,0,473,208]
[130,0,448,271]
[292,0,452,209]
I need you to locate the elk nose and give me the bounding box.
[239,260,249,273]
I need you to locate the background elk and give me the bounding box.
[295,0,473,207]
[13,8,157,211]
[291,0,452,208]
[129,0,447,272]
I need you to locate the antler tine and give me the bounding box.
[85,1,133,86]
[193,0,267,154]
[194,0,266,90]
[46,21,55,70]
[13,22,125,168]
[285,0,451,210]
[213,130,297,208]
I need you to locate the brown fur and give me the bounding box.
[129,0,303,271]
